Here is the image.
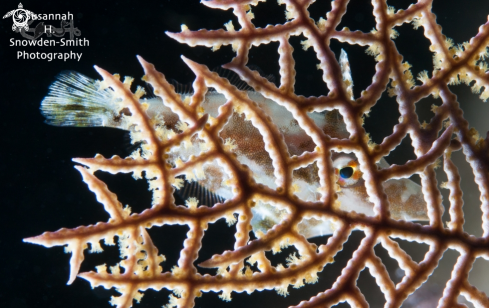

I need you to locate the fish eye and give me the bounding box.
[339,166,354,179]
[333,156,362,187]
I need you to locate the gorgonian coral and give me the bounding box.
[25,0,489,307]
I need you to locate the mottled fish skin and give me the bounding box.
[40,52,429,239]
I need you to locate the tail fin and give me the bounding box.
[40,71,125,129]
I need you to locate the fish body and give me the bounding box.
[41,54,428,238]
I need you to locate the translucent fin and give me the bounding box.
[167,79,194,96]
[177,180,225,207]
[212,67,254,91]
[246,64,277,86]
[40,71,126,129]
[213,66,276,91]
[165,66,276,96]
[339,49,354,100]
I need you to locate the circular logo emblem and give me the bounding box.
[3,3,37,32]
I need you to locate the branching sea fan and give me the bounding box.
[24,0,489,307]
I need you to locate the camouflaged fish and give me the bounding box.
[40,50,428,238]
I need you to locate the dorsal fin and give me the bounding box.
[247,64,276,85]
[212,67,254,91]
[167,79,194,96]
[148,66,277,96]
[212,65,277,91]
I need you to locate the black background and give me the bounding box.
[1,0,488,307]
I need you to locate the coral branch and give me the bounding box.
[26,0,489,307]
